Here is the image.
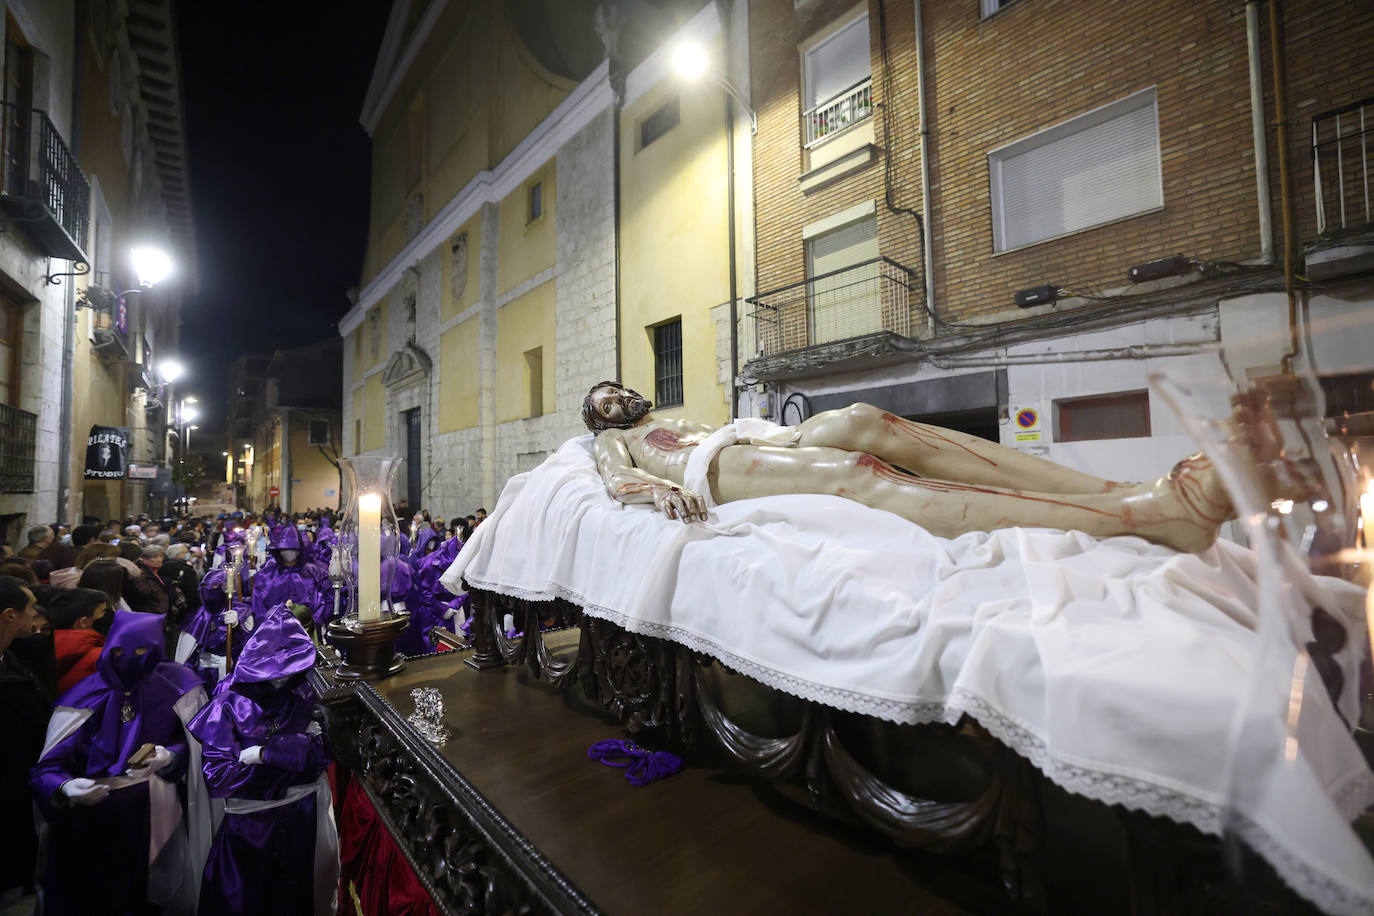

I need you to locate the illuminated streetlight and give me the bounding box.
[669,40,709,81]
[182,405,199,424]
[159,360,184,384]
[132,246,174,288]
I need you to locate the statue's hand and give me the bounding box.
[652,484,708,522]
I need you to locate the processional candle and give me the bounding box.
[358,492,382,622]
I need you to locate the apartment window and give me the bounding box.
[524,346,543,417]
[990,88,1162,252]
[1055,390,1151,442]
[801,13,871,145]
[639,96,679,150]
[527,181,543,224]
[806,214,879,345]
[308,419,331,446]
[652,319,683,408]
[980,0,1019,16]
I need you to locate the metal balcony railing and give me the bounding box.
[1313,96,1373,235]
[0,402,36,493]
[0,102,90,261]
[802,79,873,148]
[747,257,919,358]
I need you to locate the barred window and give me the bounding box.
[640,96,679,150]
[528,181,543,223]
[653,319,683,408]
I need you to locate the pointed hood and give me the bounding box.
[226,608,316,684]
[96,610,165,690]
[269,525,306,552]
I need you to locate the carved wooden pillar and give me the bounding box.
[464,588,504,670]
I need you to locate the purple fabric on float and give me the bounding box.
[188,612,331,915]
[587,739,684,786]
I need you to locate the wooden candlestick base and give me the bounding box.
[325,612,410,680]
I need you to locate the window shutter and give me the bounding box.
[806,216,880,345]
[992,91,1162,251]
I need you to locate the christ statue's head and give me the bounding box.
[582,381,652,432]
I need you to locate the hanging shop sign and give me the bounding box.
[84,426,131,479]
[128,464,160,480]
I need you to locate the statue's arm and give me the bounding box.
[592,432,708,522]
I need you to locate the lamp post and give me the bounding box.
[671,35,754,420]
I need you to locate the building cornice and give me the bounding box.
[359,0,451,136]
[340,59,613,337]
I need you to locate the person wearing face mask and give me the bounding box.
[29,611,216,915]
[0,576,49,904]
[189,608,336,915]
[47,588,110,692]
[250,526,331,628]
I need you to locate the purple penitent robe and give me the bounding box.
[251,526,332,626]
[175,566,253,690]
[397,536,466,655]
[188,609,336,916]
[30,611,214,916]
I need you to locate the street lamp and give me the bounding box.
[669,38,756,132]
[131,246,174,288]
[159,360,184,384]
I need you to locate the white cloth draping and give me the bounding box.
[441,435,1374,914]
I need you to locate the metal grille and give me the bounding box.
[0,402,36,493]
[1313,96,1373,234]
[747,257,918,357]
[653,319,683,407]
[0,102,90,253]
[802,79,873,148]
[640,96,680,149]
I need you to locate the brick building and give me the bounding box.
[744,0,1374,493]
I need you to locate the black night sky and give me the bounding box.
[174,1,392,442]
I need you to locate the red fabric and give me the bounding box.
[335,766,442,916]
[54,628,104,692]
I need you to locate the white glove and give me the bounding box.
[60,777,110,806]
[306,721,322,737]
[125,745,174,779]
[238,745,264,765]
[223,609,239,627]
[241,614,254,632]
[442,606,459,621]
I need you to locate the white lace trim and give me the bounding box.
[464,575,1374,914]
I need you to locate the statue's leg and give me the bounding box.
[795,403,1129,494]
[711,444,1230,553]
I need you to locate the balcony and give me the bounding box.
[0,103,90,263]
[0,402,36,493]
[746,257,919,376]
[1307,95,1374,280]
[802,79,873,148]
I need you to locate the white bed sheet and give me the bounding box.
[441,435,1374,913]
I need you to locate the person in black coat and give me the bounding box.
[0,575,50,900]
[162,543,202,623]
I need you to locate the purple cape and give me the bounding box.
[251,527,332,625]
[187,613,332,916]
[397,537,466,655]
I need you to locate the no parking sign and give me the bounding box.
[1013,407,1041,443]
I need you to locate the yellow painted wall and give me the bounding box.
[360,0,575,291]
[441,213,482,322]
[350,329,363,382]
[438,317,480,432]
[355,304,387,377]
[497,158,556,295]
[619,79,731,426]
[287,417,340,511]
[364,374,386,451]
[351,385,365,455]
[496,280,555,423]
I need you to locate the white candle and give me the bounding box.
[1362,487,1374,552]
[358,492,382,622]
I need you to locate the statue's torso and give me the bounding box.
[621,417,715,484]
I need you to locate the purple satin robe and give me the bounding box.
[29,612,205,915]
[188,613,331,916]
[251,527,331,625]
[397,537,465,655]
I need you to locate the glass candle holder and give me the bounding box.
[338,455,403,626]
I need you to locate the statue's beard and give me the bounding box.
[615,392,652,428]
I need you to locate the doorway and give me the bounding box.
[403,408,422,510]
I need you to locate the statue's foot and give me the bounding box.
[1131,454,1233,553]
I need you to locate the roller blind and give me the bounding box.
[991,90,1162,252]
[807,216,880,344]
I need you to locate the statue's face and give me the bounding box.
[590,386,652,430]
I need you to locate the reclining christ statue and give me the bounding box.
[582,380,1253,553]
